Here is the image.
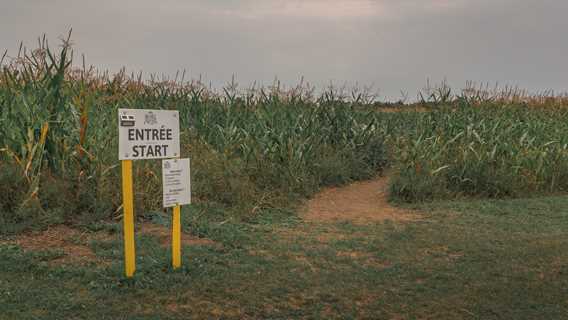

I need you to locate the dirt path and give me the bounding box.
[302,175,418,224]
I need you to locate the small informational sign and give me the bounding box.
[162,158,191,208]
[118,108,180,160]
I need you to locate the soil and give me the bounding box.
[5,225,109,266]
[139,222,217,247]
[2,222,217,266]
[302,175,419,224]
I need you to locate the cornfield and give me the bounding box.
[0,39,387,232]
[385,106,568,201]
[1,39,566,232]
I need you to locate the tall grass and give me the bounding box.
[0,39,387,232]
[385,103,568,202]
[1,38,567,233]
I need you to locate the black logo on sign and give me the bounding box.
[120,114,136,127]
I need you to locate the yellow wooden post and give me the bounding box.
[172,204,181,269]
[121,160,136,277]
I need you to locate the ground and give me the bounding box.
[1,177,568,319]
[302,175,418,223]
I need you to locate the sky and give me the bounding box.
[1,0,567,100]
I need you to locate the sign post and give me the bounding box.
[162,158,191,269]
[118,108,181,277]
[172,205,181,269]
[121,160,136,277]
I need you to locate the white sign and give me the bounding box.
[118,108,180,160]
[162,158,191,208]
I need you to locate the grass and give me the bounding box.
[1,38,567,233]
[0,38,388,233]
[2,36,568,319]
[385,105,568,201]
[2,196,568,319]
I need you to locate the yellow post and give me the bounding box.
[172,204,181,269]
[121,160,136,277]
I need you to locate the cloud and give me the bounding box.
[215,0,385,20]
[213,0,473,21]
[1,0,566,99]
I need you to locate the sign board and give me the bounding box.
[118,108,180,160]
[162,158,191,208]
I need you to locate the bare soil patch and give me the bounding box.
[2,223,218,266]
[4,225,110,266]
[140,222,217,247]
[302,175,419,224]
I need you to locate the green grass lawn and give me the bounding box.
[1,196,568,319]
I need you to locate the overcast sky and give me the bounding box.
[1,0,567,99]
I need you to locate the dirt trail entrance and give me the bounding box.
[302,175,418,224]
